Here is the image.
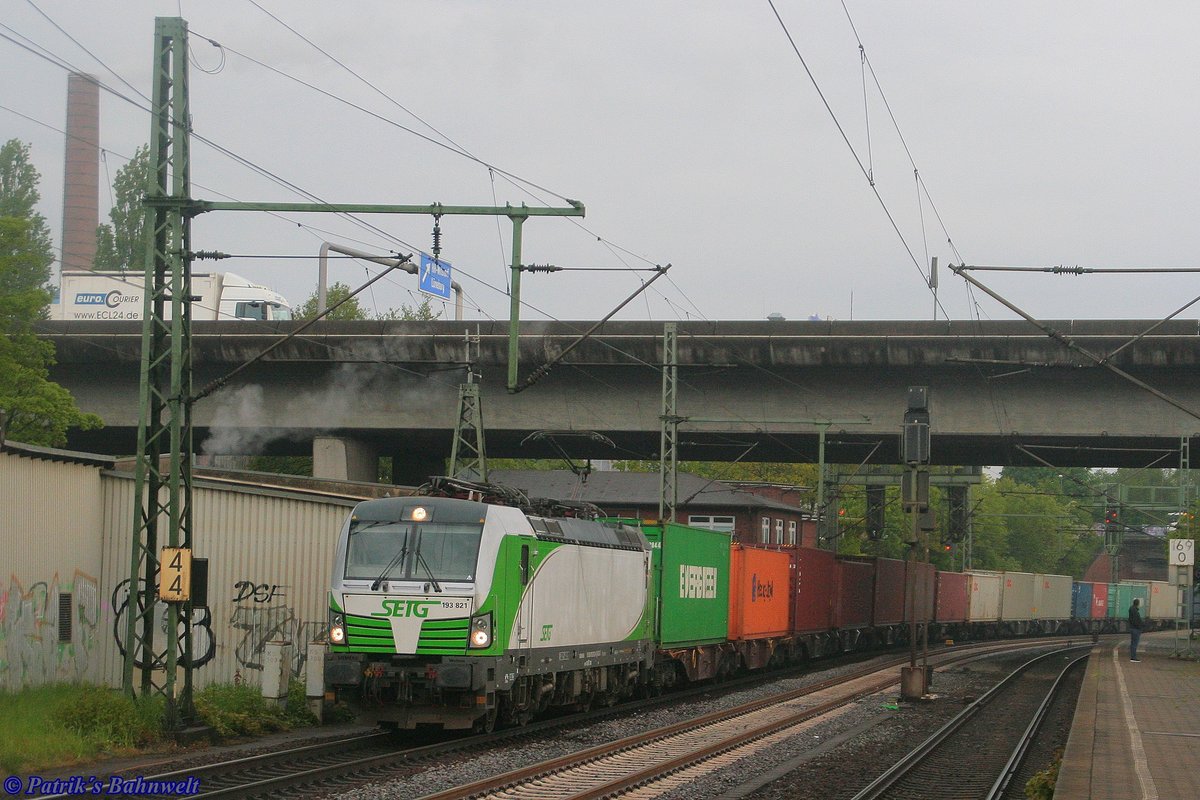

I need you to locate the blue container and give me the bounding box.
[1072,581,1093,619]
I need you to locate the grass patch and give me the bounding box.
[193,680,317,739]
[0,684,164,774]
[0,679,322,773]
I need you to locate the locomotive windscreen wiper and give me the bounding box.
[415,549,443,593]
[370,537,410,591]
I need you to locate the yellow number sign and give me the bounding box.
[159,547,192,602]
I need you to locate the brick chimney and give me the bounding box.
[61,73,100,272]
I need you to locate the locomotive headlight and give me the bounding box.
[330,612,346,644]
[468,613,492,649]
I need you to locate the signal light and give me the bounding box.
[943,543,952,552]
[838,508,846,517]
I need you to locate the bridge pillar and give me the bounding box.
[389,447,447,488]
[313,437,379,483]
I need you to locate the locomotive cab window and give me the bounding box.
[345,518,483,582]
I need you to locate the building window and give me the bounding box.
[760,517,771,543]
[788,520,797,545]
[688,515,735,533]
[775,519,784,544]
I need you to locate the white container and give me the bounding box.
[1145,580,1179,621]
[1000,571,1035,622]
[966,570,1002,622]
[1033,574,1073,620]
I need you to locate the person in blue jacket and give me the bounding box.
[1128,597,1144,662]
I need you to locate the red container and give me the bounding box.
[910,561,937,621]
[792,546,837,633]
[873,557,908,625]
[835,559,874,628]
[935,571,970,623]
[1091,582,1109,619]
[729,544,792,639]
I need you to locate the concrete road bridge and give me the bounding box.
[37,318,1200,482]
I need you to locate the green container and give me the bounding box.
[640,521,731,647]
[1108,583,1150,619]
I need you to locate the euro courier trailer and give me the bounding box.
[640,521,731,683]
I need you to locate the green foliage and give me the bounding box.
[194,683,288,738]
[0,684,163,773]
[50,685,163,750]
[0,140,103,446]
[296,281,369,320]
[94,145,149,271]
[296,282,443,321]
[193,680,317,739]
[1024,748,1062,799]
[378,296,440,320]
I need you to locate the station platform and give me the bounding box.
[1055,630,1200,800]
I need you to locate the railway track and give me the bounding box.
[35,638,1085,799]
[849,645,1091,800]
[32,649,868,800]
[411,639,1087,800]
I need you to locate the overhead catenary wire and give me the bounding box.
[10,10,870,459]
[6,10,692,324]
[766,1,951,321]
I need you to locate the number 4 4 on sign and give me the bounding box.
[1170,538,1195,566]
[159,547,192,602]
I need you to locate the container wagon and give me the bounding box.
[967,570,1002,636]
[1033,573,1073,632]
[642,520,732,686]
[728,544,791,670]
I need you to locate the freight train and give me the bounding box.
[323,483,1172,732]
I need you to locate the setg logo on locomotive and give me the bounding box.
[372,599,439,618]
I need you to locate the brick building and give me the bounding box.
[488,469,817,547]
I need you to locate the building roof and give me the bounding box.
[0,438,116,467]
[487,469,808,516]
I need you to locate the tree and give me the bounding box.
[379,297,439,321]
[295,282,443,322]
[0,139,102,445]
[94,145,149,271]
[294,281,369,321]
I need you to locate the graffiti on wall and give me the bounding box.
[229,580,325,679]
[0,571,101,691]
[110,577,216,669]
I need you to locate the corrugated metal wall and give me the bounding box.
[98,473,357,689]
[1,450,106,690]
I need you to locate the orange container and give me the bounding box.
[729,544,792,640]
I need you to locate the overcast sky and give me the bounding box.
[4,1,1199,324]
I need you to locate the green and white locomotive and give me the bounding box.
[324,493,654,731]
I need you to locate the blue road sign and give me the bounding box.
[419,254,452,300]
